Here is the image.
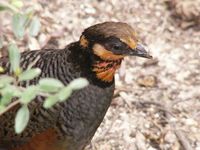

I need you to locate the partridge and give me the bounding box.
[0,22,152,150]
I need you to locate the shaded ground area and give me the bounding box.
[0,0,200,149]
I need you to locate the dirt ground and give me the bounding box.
[0,0,200,150]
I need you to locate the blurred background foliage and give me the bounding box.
[0,0,41,43]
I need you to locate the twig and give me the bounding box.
[134,100,175,117]
[0,1,19,13]
[0,86,51,117]
[0,100,20,116]
[165,105,193,150]
[137,99,194,150]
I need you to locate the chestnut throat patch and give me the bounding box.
[92,59,122,82]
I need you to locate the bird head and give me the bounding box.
[79,22,152,82]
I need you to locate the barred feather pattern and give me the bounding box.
[0,43,115,150]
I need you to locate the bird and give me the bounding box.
[0,22,152,150]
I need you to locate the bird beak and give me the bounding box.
[128,44,152,59]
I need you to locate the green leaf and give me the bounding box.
[15,105,30,134]
[0,84,21,98]
[18,68,41,81]
[12,13,28,38]
[11,0,24,8]
[68,78,89,90]
[43,95,59,109]
[8,43,21,75]
[24,7,34,20]
[0,2,18,12]
[0,76,14,87]
[1,94,13,106]
[39,78,64,92]
[0,94,13,105]
[29,17,41,37]
[0,4,9,11]
[58,86,72,102]
[13,88,22,97]
[20,86,38,104]
[0,85,15,105]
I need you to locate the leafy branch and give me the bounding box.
[0,44,88,134]
[0,0,41,40]
[0,0,89,134]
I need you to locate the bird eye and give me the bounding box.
[113,45,121,50]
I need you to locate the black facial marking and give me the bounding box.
[100,36,130,55]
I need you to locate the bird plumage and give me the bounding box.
[0,22,151,150]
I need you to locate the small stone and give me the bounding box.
[137,75,157,87]
[164,131,177,143]
[148,147,157,150]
